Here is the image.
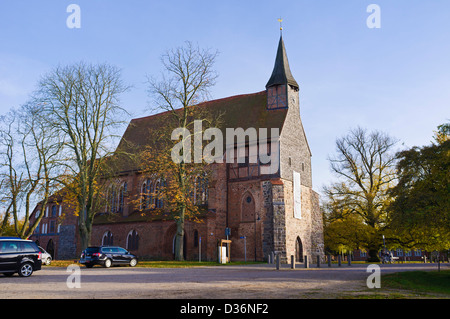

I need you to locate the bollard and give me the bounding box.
[317,255,320,268]
[270,252,275,264]
[276,253,280,270]
[291,255,295,269]
[327,254,332,267]
[338,255,342,267]
[348,255,351,266]
[304,255,309,269]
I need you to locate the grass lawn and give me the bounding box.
[382,269,450,295]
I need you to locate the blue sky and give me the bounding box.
[0,1,449,194]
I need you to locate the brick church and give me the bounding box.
[29,35,324,263]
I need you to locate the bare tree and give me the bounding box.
[146,41,218,261]
[0,104,62,238]
[324,127,398,261]
[35,62,128,250]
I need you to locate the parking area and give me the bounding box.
[0,263,446,299]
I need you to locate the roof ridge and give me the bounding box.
[131,90,266,123]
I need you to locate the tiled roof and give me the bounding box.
[114,90,288,171]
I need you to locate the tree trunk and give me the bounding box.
[367,249,380,262]
[174,210,185,261]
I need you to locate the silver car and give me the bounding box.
[38,246,52,265]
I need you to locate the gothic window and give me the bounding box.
[51,205,57,217]
[141,179,152,210]
[49,220,55,233]
[102,231,114,246]
[193,230,199,247]
[154,180,163,209]
[127,230,139,251]
[108,185,120,213]
[194,174,208,205]
[119,182,127,213]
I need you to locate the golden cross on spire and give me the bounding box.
[277,18,283,35]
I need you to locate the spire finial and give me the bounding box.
[278,18,283,35]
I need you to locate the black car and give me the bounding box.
[0,237,42,277]
[79,246,138,268]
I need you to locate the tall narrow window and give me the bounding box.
[119,182,127,213]
[102,231,114,246]
[51,205,57,217]
[127,230,139,251]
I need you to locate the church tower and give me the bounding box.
[263,33,324,263]
[266,35,299,110]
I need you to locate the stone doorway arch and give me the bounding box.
[295,236,303,262]
[46,239,55,259]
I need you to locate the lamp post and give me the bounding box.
[254,214,260,262]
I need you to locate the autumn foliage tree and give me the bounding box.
[323,127,398,261]
[143,41,219,261]
[388,123,450,251]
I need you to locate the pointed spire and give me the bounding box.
[265,35,298,89]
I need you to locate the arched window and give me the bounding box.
[194,174,208,205]
[154,180,164,209]
[102,231,114,246]
[107,185,119,214]
[141,179,153,210]
[127,230,139,251]
[193,230,199,248]
[51,205,58,217]
[119,182,127,213]
[141,180,147,210]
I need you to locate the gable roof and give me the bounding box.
[114,90,288,171]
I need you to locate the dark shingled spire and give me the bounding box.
[265,36,298,89]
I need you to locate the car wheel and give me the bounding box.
[18,263,34,277]
[45,258,51,266]
[104,259,112,268]
[129,258,137,267]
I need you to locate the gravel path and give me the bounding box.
[0,263,447,299]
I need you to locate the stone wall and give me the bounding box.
[58,225,77,259]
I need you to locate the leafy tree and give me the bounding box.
[388,123,450,251]
[323,127,398,261]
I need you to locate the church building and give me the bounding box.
[29,35,324,263]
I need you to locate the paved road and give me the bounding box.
[0,263,447,299]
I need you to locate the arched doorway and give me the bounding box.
[46,239,55,259]
[295,236,303,262]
